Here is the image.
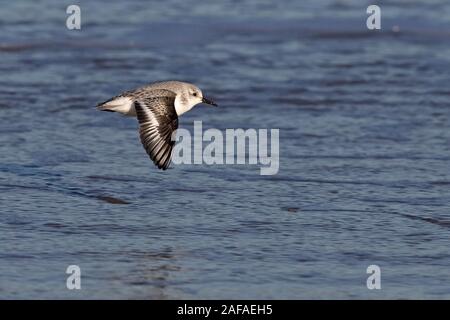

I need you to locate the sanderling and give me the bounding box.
[97,81,217,170]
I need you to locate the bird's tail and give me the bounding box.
[96,96,135,116]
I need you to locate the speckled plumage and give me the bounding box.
[97,81,217,170]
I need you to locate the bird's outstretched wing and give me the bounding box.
[134,90,179,170]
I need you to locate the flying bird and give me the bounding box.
[97,81,217,170]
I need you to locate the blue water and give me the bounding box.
[1,0,450,299]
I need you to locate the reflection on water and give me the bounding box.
[1,0,450,299]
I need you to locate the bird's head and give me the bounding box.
[185,84,218,108]
[174,82,218,116]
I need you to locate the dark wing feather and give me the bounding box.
[134,90,178,170]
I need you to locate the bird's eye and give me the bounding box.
[193,92,198,97]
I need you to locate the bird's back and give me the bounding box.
[97,81,186,116]
[130,81,191,98]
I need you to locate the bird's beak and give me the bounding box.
[202,96,218,107]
